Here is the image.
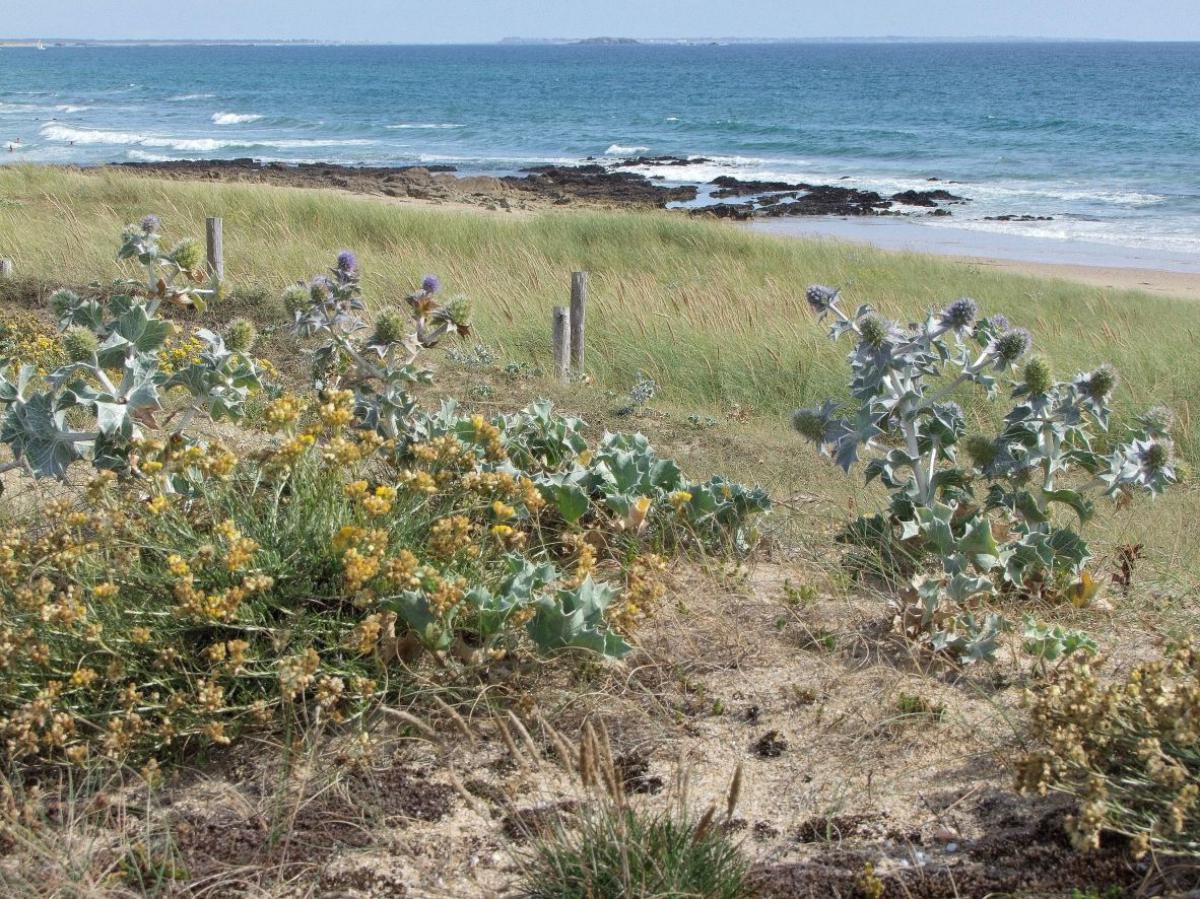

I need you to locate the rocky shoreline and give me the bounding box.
[105,155,976,221]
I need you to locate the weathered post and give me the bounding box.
[205,217,224,285]
[569,270,587,372]
[552,306,571,382]
[0,259,12,280]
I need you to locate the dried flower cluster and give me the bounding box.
[1018,645,1199,856]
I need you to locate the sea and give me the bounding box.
[2,41,1199,268]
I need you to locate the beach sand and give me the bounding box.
[947,256,1200,302]
[750,216,1200,301]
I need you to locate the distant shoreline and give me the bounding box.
[3,37,1197,48]
[33,160,1200,300]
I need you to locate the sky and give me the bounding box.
[4,0,1199,42]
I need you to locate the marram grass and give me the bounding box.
[0,164,1197,462]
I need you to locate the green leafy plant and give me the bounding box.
[792,285,1174,662]
[0,218,263,482]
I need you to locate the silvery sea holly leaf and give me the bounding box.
[527,577,630,659]
[1,393,84,478]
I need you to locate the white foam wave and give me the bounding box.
[54,104,91,113]
[605,144,650,155]
[417,153,578,166]
[168,93,215,101]
[212,112,262,125]
[385,123,463,130]
[40,124,374,152]
[125,149,176,163]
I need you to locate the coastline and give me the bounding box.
[750,218,1200,300]
[942,257,1200,302]
[38,159,1200,302]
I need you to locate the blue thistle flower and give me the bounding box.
[336,250,358,274]
[857,314,892,349]
[140,214,160,234]
[1139,439,1171,474]
[1022,356,1054,395]
[1077,364,1118,402]
[805,284,838,315]
[940,297,978,332]
[1138,406,1174,439]
[964,434,999,471]
[991,328,1032,367]
[422,274,441,295]
[985,313,1011,334]
[791,408,827,444]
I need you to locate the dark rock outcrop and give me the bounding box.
[709,175,808,197]
[619,155,710,167]
[891,188,968,206]
[689,203,754,220]
[504,165,697,207]
[759,186,893,217]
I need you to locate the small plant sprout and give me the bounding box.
[793,285,1176,662]
[617,370,658,416]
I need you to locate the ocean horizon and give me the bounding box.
[3,41,1199,266]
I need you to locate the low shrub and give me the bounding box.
[1017,644,1200,857]
[792,285,1174,662]
[0,222,769,771]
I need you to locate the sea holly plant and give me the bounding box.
[116,213,221,312]
[793,285,1176,662]
[0,219,264,483]
[286,254,472,441]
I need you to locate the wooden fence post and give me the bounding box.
[552,306,571,382]
[569,271,587,372]
[0,259,12,280]
[206,217,224,284]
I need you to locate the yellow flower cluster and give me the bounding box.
[264,393,307,431]
[430,515,477,559]
[1017,644,1200,853]
[156,335,204,375]
[278,647,321,701]
[318,388,355,431]
[467,414,507,461]
[345,480,399,517]
[411,434,475,469]
[0,310,67,374]
[613,554,667,631]
[397,468,438,495]
[343,611,397,656]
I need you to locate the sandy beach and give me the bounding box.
[946,256,1200,301]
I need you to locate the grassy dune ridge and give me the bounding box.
[1,165,1197,462]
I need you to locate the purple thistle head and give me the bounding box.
[983,313,1011,335]
[140,214,161,234]
[422,274,441,295]
[336,250,357,274]
[940,297,978,332]
[805,284,838,315]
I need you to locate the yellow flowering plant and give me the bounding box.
[1018,644,1200,856]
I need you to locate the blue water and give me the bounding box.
[2,42,1199,257]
